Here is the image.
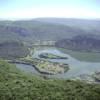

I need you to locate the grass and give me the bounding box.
[0,60,100,100]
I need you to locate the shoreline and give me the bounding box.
[8,60,67,75]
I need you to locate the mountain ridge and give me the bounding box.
[0,18,100,43]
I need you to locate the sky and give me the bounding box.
[0,0,100,20]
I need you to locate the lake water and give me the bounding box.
[16,47,100,79]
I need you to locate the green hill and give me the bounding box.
[0,18,100,44]
[0,60,100,100]
[0,41,29,59]
[56,34,100,52]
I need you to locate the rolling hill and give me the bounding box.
[56,34,100,52]
[0,18,100,44]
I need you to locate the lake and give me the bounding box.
[16,47,100,79]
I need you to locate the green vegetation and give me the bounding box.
[20,56,69,75]
[92,72,100,82]
[36,60,69,74]
[56,35,100,53]
[0,41,29,59]
[0,21,77,43]
[39,53,68,59]
[0,19,100,99]
[0,60,100,100]
[0,19,100,43]
[19,48,69,75]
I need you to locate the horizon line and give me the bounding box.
[0,17,100,21]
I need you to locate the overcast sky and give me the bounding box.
[0,0,100,20]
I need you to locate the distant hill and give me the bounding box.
[0,18,100,43]
[0,41,29,59]
[35,18,100,30]
[56,34,100,52]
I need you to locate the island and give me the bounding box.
[39,53,68,59]
[35,60,69,75]
[15,57,69,75]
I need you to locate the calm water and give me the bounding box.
[16,47,100,79]
[15,63,40,75]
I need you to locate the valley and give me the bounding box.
[0,18,100,99]
[1,43,100,84]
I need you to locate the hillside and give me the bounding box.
[0,18,100,44]
[0,60,100,100]
[0,41,29,59]
[56,34,100,52]
[35,18,100,31]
